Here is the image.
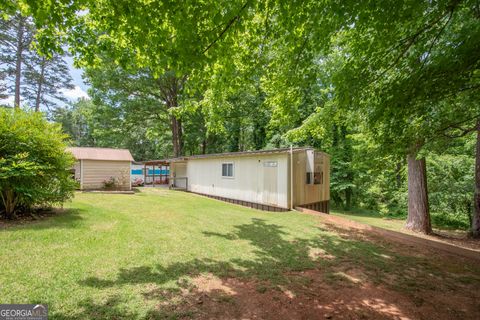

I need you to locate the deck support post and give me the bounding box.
[152,164,155,187]
[290,145,294,210]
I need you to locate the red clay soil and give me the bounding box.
[429,228,480,251]
[152,266,479,320]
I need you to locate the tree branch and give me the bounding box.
[202,1,249,54]
[437,113,480,138]
[441,126,476,138]
[293,29,311,71]
[419,8,455,71]
[373,2,460,83]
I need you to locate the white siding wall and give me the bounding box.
[184,154,289,208]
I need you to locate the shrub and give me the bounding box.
[427,153,474,230]
[132,178,144,187]
[103,177,117,189]
[0,109,76,219]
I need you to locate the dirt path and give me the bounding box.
[296,207,480,261]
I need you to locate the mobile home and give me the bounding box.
[169,147,330,212]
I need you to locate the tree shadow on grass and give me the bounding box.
[0,208,85,231]
[64,218,480,319]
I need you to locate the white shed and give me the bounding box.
[169,147,330,212]
[67,147,134,190]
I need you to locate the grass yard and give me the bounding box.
[331,208,406,232]
[1,188,480,319]
[331,207,470,232]
[331,208,480,251]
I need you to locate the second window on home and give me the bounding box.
[222,163,234,177]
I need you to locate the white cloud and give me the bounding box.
[61,85,89,100]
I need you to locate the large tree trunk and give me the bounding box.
[34,58,46,112]
[14,17,25,108]
[406,153,432,234]
[177,118,183,155]
[171,115,183,157]
[472,119,480,237]
[201,138,207,154]
[159,73,185,157]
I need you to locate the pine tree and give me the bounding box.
[0,13,73,111]
[0,13,33,108]
[0,73,7,100]
[23,52,74,112]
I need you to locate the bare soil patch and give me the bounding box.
[150,265,479,320]
[419,228,480,251]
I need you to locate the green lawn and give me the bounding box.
[331,207,471,233]
[1,189,479,319]
[331,208,406,232]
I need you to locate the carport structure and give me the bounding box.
[143,160,170,186]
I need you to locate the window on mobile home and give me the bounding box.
[306,172,322,184]
[222,163,234,177]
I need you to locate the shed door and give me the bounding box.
[262,161,278,205]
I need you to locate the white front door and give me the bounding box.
[262,161,278,206]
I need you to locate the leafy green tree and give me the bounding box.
[332,2,479,234]
[51,98,96,147]
[258,0,479,234]
[53,94,175,161]
[82,61,179,159]
[0,108,76,219]
[428,151,474,229]
[6,0,263,156]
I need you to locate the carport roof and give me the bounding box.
[67,147,134,161]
